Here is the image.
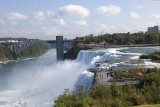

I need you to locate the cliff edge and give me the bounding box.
[64,46,92,60]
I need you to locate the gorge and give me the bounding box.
[0,46,160,107]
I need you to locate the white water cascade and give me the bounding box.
[0,49,119,107]
[77,50,118,67]
[75,50,119,91]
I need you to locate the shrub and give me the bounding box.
[139,54,150,59]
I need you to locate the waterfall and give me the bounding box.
[75,50,119,91]
[74,70,94,92]
[0,49,119,107]
[76,50,118,66]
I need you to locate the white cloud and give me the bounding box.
[74,21,87,26]
[150,14,160,19]
[10,21,18,25]
[53,19,66,26]
[96,23,141,34]
[0,19,6,25]
[58,4,90,18]
[130,12,140,19]
[30,20,45,26]
[46,11,55,17]
[99,24,111,32]
[43,27,60,36]
[96,5,121,17]
[33,11,45,21]
[6,12,28,20]
[136,5,144,9]
[98,24,148,34]
[100,24,107,29]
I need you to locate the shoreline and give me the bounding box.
[0,57,37,64]
[0,49,51,65]
[91,44,160,49]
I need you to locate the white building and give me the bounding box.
[146,26,160,33]
[7,39,19,43]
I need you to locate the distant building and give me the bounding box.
[7,39,19,43]
[98,41,106,47]
[146,26,160,33]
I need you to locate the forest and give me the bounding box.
[75,32,160,45]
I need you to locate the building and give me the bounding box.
[146,26,160,33]
[7,39,19,43]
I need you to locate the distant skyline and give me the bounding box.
[0,0,160,39]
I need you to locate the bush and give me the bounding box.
[139,54,150,59]
[139,51,160,61]
[150,54,160,60]
[54,68,160,107]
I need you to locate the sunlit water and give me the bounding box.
[0,46,160,107]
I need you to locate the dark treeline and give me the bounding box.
[75,32,160,45]
[54,68,160,107]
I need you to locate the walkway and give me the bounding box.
[94,70,140,85]
[94,70,113,85]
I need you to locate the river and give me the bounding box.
[0,46,160,107]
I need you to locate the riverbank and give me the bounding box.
[0,43,50,64]
[0,50,49,64]
[0,57,39,65]
[103,44,159,48]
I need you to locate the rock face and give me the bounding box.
[64,46,81,60]
[0,57,9,62]
[64,46,92,60]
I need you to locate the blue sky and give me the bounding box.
[0,0,160,39]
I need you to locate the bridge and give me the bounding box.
[0,36,84,61]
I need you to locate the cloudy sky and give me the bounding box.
[0,0,160,39]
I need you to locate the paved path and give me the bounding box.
[94,71,112,85]
[94,70,140,85]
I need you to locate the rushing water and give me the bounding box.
[0,46,160,107]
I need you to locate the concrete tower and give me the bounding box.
[56,36,64,61]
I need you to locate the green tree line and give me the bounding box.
[75,32,160,45]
